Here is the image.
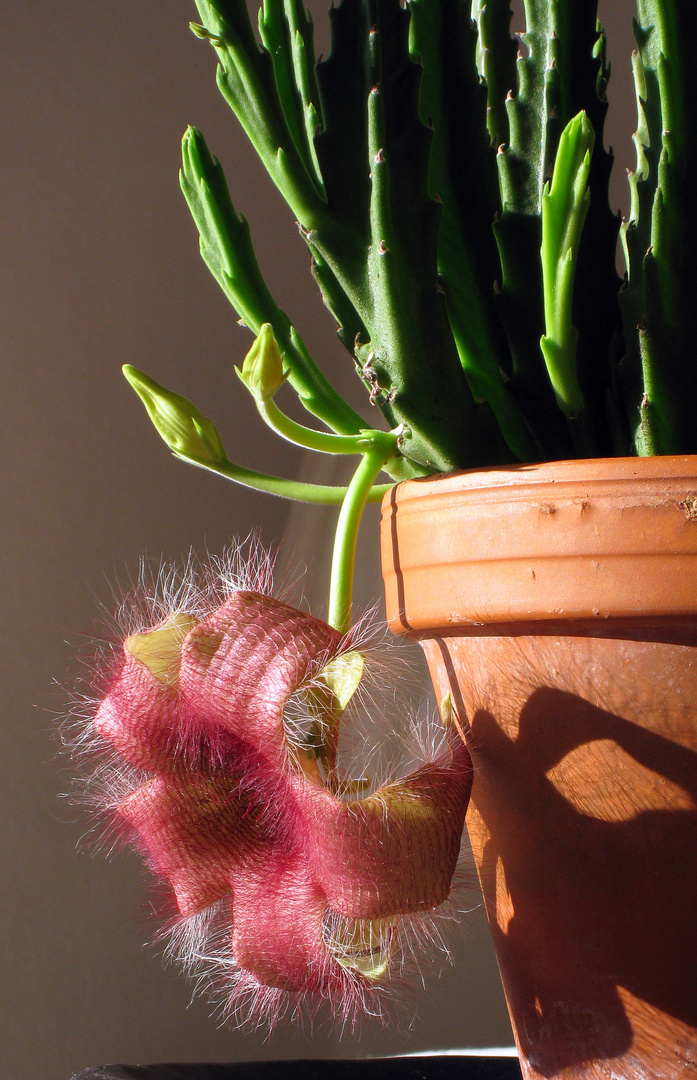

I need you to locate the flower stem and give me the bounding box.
[258,397,398,458]
[327,444,395,634]
[175,451,391,505]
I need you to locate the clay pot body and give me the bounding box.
[380,457,697,1080]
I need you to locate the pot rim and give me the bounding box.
[380,455,697,633]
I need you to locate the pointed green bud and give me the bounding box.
[539,112,594,416]
[542,111,594,252]
[236,324,289,402]
[123,365,226,465]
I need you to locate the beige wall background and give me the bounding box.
[1,3,633,1078]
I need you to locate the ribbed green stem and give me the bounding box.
[620,0,697,454]
[192,0,325,225]
[409,0,538,463]
[180,127,364,437]
[257,0,324,194]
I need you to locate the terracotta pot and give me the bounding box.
[380,457,697,1080]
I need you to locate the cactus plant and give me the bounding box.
[176,0,695,454]
[126,0,697,622]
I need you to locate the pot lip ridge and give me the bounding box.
[383,454,697,504]
[380,455,697,633]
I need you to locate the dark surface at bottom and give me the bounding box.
[71,1058,523,1080]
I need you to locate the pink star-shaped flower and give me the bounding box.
[90,586,472,1021]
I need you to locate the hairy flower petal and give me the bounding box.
[118,771,267,916]
[230,847,328,992]
[292,729,473,919]
[179,590,343,767]
[94,655,182,771]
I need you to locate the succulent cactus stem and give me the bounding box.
[311,0,373,261]
[309,243,369,354]
[497,0,555,218]
[617,35,659,438]
[619,46,653,270]
[473,0,518,151]
[192,0,326,227]
[539,111,594,416]
[494,0,622,457]
[366,84,404,348]
[408,0,537,462]
[635,1,683,141]
[620,0,697,454]
[489,2,575,458]
[635,252,681,454]
[257,0,325,193]
[635,394,658,457]
[180,0,697,475]
[448,309,541,461]
[180,126,365,438]
[358,6,506,472]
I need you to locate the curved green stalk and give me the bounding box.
[257,397,399,459]
[237,323,424,480]
[176,450,391,505]
[327,446,394,635]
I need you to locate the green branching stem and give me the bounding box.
[123,358,393,503]
[472,0,518,151]
[327,445,395,634]
[175,449,391,505]
[357,5,501,471]
[620,0,697,454]
[257,0,325,193]
[408,0,538,463]
[255,395,401,462]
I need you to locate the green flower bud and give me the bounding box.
[123,365,226,465]
[236,324,289,402]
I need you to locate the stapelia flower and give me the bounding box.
[84,555,473,1027]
